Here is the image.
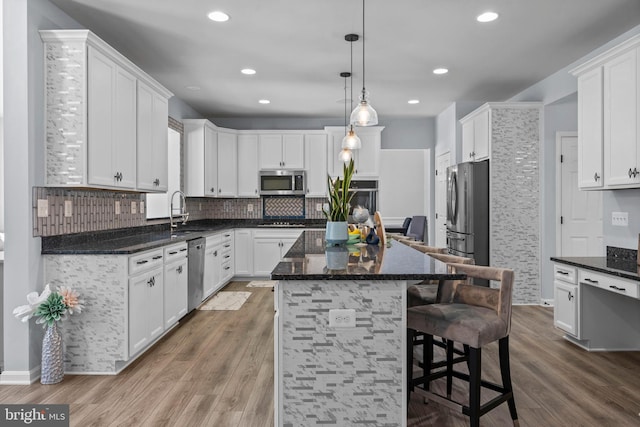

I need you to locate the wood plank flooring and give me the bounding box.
[1,282,639,426]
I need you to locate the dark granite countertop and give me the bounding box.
[41,219,326,255]
[551,256,640,282]
[271,230,467,281]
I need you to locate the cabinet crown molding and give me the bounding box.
[570,33,640,76]
[459,102,542,124]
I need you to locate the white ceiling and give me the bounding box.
[50,0,640,119]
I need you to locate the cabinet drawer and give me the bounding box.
[129,249,164,276]
[206,233,222,247]
[578,269,639,299]
[554,264,577,284]
[164,242,188,263]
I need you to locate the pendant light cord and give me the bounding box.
[350,38,354,114]
[362,0,366,93]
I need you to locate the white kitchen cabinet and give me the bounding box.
[553,264,579,337]
[603,48,640,188]
[163,243,188,329]
[204,234,222,299]
[41,30,172,191]
[234,229,255,276]
[304,133,328,197]
[576,67,604,189]
[220,231,235,284]
[128,249,165,359]
[326,126,383,178]
[571,34,640,190]
[237,134,260,197]
[136,80,169,192]
[184,120,218,197]
[460,109,490,162]
[259,133,305,169]
[217,131,238,197]
[87,46,137,189]
[253,229,302,277]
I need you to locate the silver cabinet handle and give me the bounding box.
[568,292,573,301]
[584,278,598,284]
[168,251,178,255]
[557,270,569,275]
[154,178,160,186]
[136,260,148,265]
[609,285,626,292]
[177,266,183,274]
[629,168,633,178]
[594,172,600,181]
[152,255,163,260]
[210,187,215,193]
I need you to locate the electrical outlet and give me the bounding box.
[329,309,356,328]
[316,203,322,212]
[612,211,628,226]
[37,199,49,217]
[115,201,121,215]
[131,201,137,214]
[247,203,254,212]
[140,201,145,214]
[64,200,73,217]
[315,238,323,247]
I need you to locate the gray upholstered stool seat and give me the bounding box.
[407,284,438,307]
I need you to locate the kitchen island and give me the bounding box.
[271,230,465,427]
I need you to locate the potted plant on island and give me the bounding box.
[324,158,355,245]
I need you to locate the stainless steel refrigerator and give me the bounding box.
[446,160,489,268]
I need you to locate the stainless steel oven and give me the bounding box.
[259,170,306,195]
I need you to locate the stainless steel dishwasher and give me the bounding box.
[187,237,205,312]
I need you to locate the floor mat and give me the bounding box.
[199,291,252,311]
[246,280,277,288]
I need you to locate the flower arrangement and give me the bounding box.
[324,158,355,222]
[13,284,84,327]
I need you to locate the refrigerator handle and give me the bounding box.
[450,172,458,224]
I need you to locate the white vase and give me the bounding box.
[41,322,64,384]
[325,221,348,245]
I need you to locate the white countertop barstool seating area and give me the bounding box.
[407,262,519,427]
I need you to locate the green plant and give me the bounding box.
[324,159,355,222]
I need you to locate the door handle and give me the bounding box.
[567,292,573,301]
[594,172,600,182]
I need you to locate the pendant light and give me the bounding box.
[342,34,361,149]
[338,71,354,161]
[350,0,378,127]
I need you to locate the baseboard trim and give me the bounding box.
[0,367,40,385]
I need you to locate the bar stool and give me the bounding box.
[407,263,518,427]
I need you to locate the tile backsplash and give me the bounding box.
[33,188,327,237]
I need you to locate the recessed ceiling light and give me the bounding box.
[477,11,499,23]
[207,11,229,22]
[258,99,270,104]
[241,68,256,75]
[433,68,449,75]
[186,85,201,91]
[408,100,420,105]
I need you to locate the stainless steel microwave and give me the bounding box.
[259,170,306,195]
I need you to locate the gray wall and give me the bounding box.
[168,96,204,121]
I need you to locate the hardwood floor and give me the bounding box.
[1,283,639,426]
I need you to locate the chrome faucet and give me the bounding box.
[170,190,189,230]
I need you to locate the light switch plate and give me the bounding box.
[115,201,121,215]
[140,201,145,214]
[37,199,49,218]
[612,211,628,226]
[131,201,137,214]
[316,203,323,212]
[64,200,73,217]
[247,203,254,212]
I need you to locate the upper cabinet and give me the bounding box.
[460,109,490,162]
[259,133,304,169]
[571,34,640,190]
[217,131,238,197]
[304,133,328,197]
[325,126,384,178]
[40,30,173,192]
[237,134,260,197]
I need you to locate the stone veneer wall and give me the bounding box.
[490,106,541,304]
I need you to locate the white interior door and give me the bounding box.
[558,132,603,256]
[435,152,450,248]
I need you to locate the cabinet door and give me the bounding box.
[87,46,117,188]
[234,229,254,276]
[259,134,284,169]
[282,134,305,169]
[604,49,639,187]
[164,258,188,328]
[304,134,328,197]
[473,110,490,161]
[578,67,604,189]
[237,135,260,197]
[203,246,219,299]
[147,270,164,342]
[136,81,168,192]
[253,238,282,276]
[328,130,347,177]
[129,268,163,355]
[217,132,238,197]
[205,126,218,196]
[554,281,578,337]
[353,128,381,177]
[113,66,137,189]
[461,120,475,161]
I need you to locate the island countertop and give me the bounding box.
[271,230,466,281]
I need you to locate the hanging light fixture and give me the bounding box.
[342,34,361,149]
[350,0,378,126]
[338,71,354,161]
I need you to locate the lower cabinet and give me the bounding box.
[204,231,235,299]
[129,266,164,356]
[554,280,579,337]
[234,229,254,276]
[253,229,302,277]
[163,243,188,329]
